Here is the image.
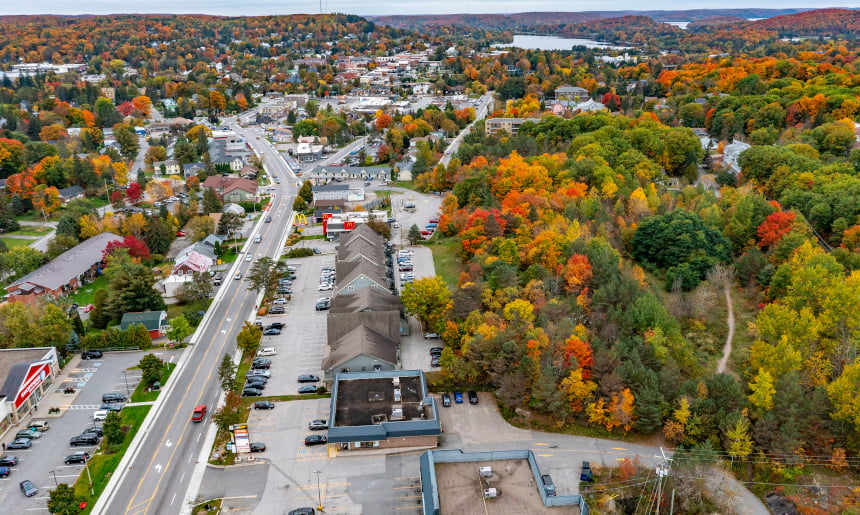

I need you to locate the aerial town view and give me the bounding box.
[0,1,858,514]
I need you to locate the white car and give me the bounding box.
[257,348,277,357]
[93,410,108,422]
[273,298,287,305]
[245,255,253,262]
[318,283,333,291]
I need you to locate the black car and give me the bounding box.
[304,435,327,446]
[81,350,103,359]
[541,474,557,496]
[252,358,271,366]
[298,385,318,394]
[312,248,322,255]
[269,307,285,314]
[64,451,90,464]
[101,392,127,403]
[242,387,263,397]
[267,322,284,329]
[249,442,267,452]
[468,390,479,404]
[263,328,281,335]
[429,349,443,358]
[429,347,444,355]
[315,299,330,311]
[0,456,19,466]
[288,509,315,515]
[265,216,272,223]
[309,419,328,430]
[69,435,98,447]
[441,393,451,407]
[100,403,123,412]
[430,357,441,367]
[81,426,103,437]
[253,401,275,410]
[297,374,319,383]
[20,479,38,497]
[245,381,266,391]
[251,360,271,369]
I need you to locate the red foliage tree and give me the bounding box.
[104,235,151,260]
[116,101,135,117]
[110,191,125,204]
[563,336,595,378]
[126,182,142,202]
[757,211,796,248]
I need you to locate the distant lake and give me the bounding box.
[493,34,632,51]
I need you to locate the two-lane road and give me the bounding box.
[96,119,298,515]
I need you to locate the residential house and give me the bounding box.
[294,137,324,162]
[174,234,225,265]
[172,251,211,277]
[153,160,181,176]
[555,85,589,101]
[182,162,205,178]
[6,232,123,303]
[119,311,168,338]
[310,165,389,182]
[312,183,350,202]
[57,185,85,204]
[202,176,258,202]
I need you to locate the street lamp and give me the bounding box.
[313,470,323,510]
[122,369,131,398]
[50,470,58,487]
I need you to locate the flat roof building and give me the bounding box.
[419,449,589,515]
[327,370,440,452]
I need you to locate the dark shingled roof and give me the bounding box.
[321,324,398,371]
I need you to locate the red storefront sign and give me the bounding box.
[15,361,51,409]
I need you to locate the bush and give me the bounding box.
[80,324,152,350]
[284,248,314,258]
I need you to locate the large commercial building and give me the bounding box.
[0,348,60,431]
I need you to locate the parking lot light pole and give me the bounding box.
[50,470,57,487]
[85,458,94,496]
[314,470,323,510]
[122,369,131,398]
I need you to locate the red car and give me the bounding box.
[176,230,186,237]
[420,230,432,236]
[429,218,440,224]
[191,405,207,422]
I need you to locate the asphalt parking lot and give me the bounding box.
[0,349,181,512]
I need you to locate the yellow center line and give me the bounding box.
[124,251,255,513]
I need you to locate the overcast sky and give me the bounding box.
[1,1,853,17]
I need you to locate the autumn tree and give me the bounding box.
[401,276,452,332]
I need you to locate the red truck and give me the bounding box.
[191,405,207,422]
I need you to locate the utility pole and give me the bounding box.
[314,470,323,510]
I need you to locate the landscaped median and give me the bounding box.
[71,405,151,514]
[130,362,176,403]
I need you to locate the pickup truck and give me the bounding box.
[191,405,207,422]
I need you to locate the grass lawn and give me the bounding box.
[219,251,239,264]
[0,237,32,249]
[300,234,325,240]
[72,405,151,513]
[426,238,462,290]
[70,275,110,305]
[392,181,418,191]
[4,226,53,236]
[166,298,212,324]
[130,363,176,403]
[374,189,402,197]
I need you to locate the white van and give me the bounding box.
[254,235,262,243]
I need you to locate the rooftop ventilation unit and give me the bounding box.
[483,488,498,499]
[393,388,402,402]
[479,467,492,477]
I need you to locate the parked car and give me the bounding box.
[315,298,330,311]
[263,327,281,335]
[308,419,328,430]
[273,298,288,305]
[100,403,123,412]
[15,429,41,440]
[80,426,103,438]
[81,350,103,359]
[0,456,19,466]
[19,479,38,497]
[92,410,108,421]
[420,230,432,236]
[251,360,271,369]
[7,439,31,450]
[429,218,440,224]
[246,369,271,378]
[468,390,479,404]
[191,405,207,422]
[423,333,441,340]
[249,442,267,452]
[441,393,451,407]
[297,374,319,383]
[64,451,90,464]
[267,322,284,329]
[256,348,277,357]
[430,357,441,367]
[245,380,266,390]
[298,385,318,394]
[312,248,322,255]
[269,307,285,315]
[0,467,8,478]
[304,435,327,446]
[288,508,316,515]
[454,392,463,404]
[101,392,127,403]
[429,347,443,354]
[580,461,594,482]
[242,387,263,397]
[253,401,275,410]
[318,283,333,291]
[69,434,98,447]
[541,474,557,496]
